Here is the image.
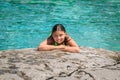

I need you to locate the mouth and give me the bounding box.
[57,40,62,43]
[57,41,63,45]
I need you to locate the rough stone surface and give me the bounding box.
[0,47,120,80]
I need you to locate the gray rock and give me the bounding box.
[0,47,120,80]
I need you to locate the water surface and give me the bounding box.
[0,0,120,51]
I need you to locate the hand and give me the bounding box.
[56,45,66,50]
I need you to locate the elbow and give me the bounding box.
[78,49,80,53]
[37,46,51,51]
[75,47,80,53]
[37,47,41,51]
[37,47,46,51]
[37,46,44,51]
[69,47,80,53]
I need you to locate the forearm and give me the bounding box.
[37,45,59,51]
[61,46,80,53]
[37,44,80,53]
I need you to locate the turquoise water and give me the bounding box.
[0,0,120,51]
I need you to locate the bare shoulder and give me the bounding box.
[65,35,72,42]
[66,35,78,47]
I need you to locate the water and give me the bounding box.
[0,0,120,51]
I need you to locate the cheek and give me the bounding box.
[52,37,58,41]
[61,36,65,40]
[62,35,66,38]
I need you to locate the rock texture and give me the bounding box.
[0,47,120,80]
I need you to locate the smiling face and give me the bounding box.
[52,31,66,44]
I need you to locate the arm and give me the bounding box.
[37,38,80,53]
[60,46,80,53]
[37,39,56,51]
[37,39,65,51]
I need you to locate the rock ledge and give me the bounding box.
[0,47,120,80]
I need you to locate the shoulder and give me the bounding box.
[65,35,78,47]
[65,35,72,42]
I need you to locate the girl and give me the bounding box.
[37,24,80,53]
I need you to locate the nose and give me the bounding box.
[58,36,61,39]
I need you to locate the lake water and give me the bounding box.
[0,0,120,51]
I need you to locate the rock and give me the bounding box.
[0,47,120,80]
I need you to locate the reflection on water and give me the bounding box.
[0,0,120,51]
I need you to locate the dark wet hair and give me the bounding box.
[51,24,66,34]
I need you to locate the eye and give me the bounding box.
[60,34,63,36]
[53,35,57,38]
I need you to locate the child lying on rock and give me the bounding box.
[37,24,80,53]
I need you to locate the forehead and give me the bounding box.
[52,31,66,35]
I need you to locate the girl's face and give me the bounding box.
[52,31,66,44]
